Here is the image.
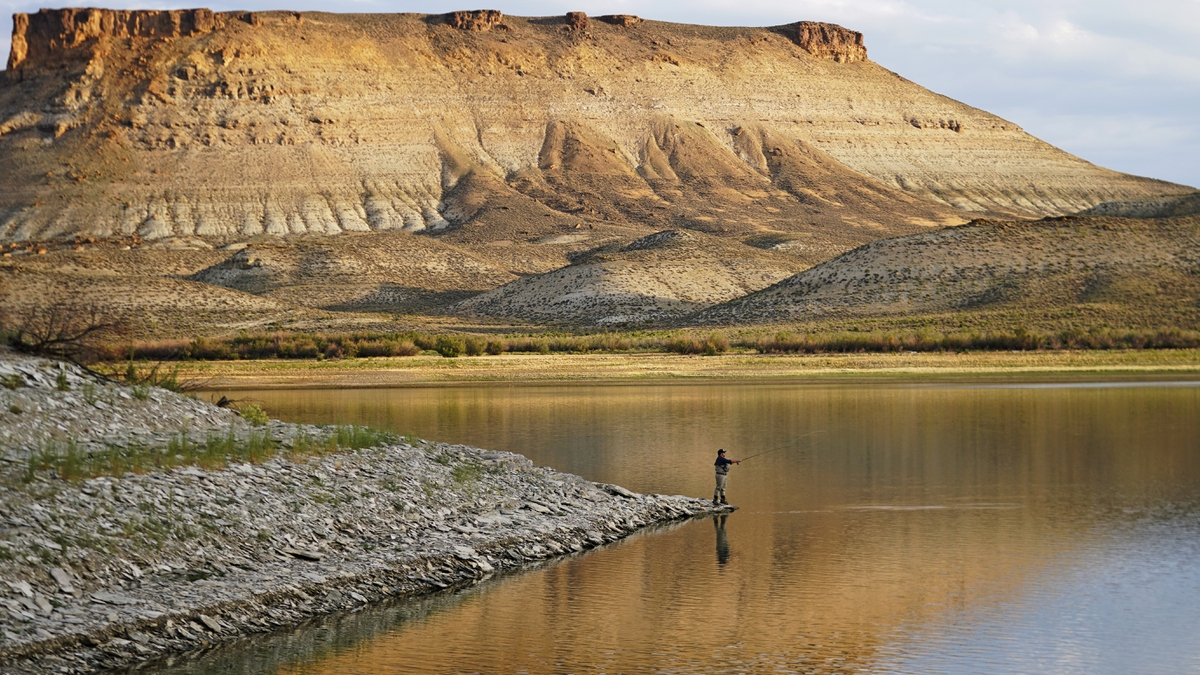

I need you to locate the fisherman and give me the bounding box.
[713,449,741,505]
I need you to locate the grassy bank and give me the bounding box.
[168,350,1200,389]
[16,424,400,486]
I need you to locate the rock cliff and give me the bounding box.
[0,8,1191,248]
[792,21,867,63]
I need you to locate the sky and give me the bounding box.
[2,0,1197,188]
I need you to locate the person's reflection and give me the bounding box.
[713,514,730,566]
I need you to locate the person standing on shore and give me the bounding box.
[713,449,741,505]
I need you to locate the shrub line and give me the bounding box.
[92,327,1200,364]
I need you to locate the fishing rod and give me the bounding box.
[738,430,826,462]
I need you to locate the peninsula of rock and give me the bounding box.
[0,348,730,673]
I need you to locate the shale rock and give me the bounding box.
[0,348,733,674]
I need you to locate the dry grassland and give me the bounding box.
[178,350,1200,389]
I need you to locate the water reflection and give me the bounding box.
[713,515,730,566]
[171,381,1200,675]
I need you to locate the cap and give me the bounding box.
[717,449,725,454]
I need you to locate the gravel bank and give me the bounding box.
[0,347,247,455]
[0,349,730,673]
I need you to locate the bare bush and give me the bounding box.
[0,302,126,366]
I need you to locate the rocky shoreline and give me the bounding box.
[0,349,731,673]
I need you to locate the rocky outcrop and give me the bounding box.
[446,9,504,31]
[791,21,867,63]
[598,15,643,27]
[565,11,588,32]
[6,8,239,72]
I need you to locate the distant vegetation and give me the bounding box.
[92,326,1200,363]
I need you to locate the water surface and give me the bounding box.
[178,381,1200,674]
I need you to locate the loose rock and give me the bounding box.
[0,348,733,674]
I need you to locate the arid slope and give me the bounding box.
[189,232,519,312]
[695,216,1200,327]
[454,229,807,325]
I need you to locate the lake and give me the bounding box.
[165,380,1200,674]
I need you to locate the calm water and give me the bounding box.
[172,382,1200,674]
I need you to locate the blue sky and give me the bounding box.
[3,0,1197,188]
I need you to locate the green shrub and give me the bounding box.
[665,333,728,355]
[485,340,504,355]
[434,335,464,358]
[55,370,70,391]
[1,374,21,390]
[464,337,486,356]
[240,404,270,426]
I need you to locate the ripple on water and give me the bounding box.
[173,382,1200,675]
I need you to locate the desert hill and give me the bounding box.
[453,229,807,325]
[2,7,1192,257]
[0,242,306,335]
[1080,193,1200,219]
[189,232,519,312]
[694,216,1200,327]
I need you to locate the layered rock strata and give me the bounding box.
[0,349,730,673]
[793,21,866,62]
[1,8,1189,246]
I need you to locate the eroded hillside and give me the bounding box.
[1,8,1190,253]
[695,216,1200,328]
[454,229,807,325]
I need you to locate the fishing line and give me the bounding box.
[739,429,826,462]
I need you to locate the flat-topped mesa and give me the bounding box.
[6,7,255,72]
[0,7,1186,245]
[791,21,867,63]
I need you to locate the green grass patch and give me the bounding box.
[18,429,280,482]
[292,425,397,455]
[451,461,484,484]
[15,423,396,485]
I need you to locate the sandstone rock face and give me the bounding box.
[565,12,588,32]
[792,21,866,63]
[8,8,232,72]
[0,9,1191,247]
[598,15,643,28]
[446,9,504,32]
